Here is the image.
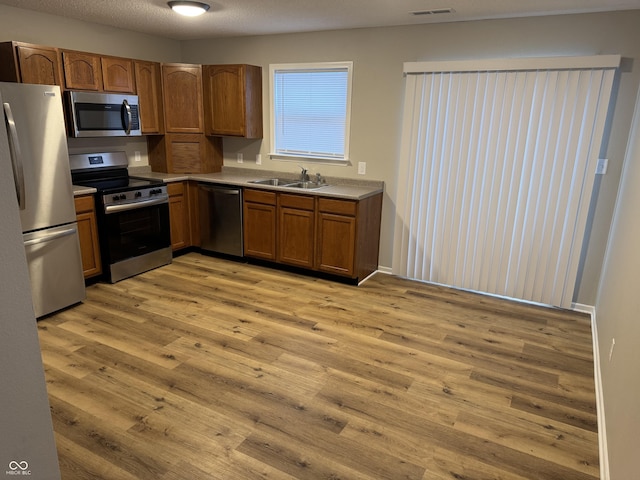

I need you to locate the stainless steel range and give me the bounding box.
[70,151,172,283]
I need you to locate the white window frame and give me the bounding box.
[269,61,353,164]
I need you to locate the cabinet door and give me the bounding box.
[101,56,135,93]
[316,212,356,277]
[243,190,276,260]
[147,133,222,174]
[203,64,262,138]
[135,61,164,134]
[16,44,63,86]
[74,195,102,279]
[162,64,204,133]
[278,193,315,268]
[168,182,190,251]
[62,51,103,91]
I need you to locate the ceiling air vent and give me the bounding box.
[410,8,454,16]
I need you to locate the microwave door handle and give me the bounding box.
[3,102,26,210]
[122,99,131,134]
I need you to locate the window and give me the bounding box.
[270,62,353,163]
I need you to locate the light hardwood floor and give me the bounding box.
[37,253,599,480]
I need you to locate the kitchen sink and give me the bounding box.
[283,182,329,190]
[249,178,295,186]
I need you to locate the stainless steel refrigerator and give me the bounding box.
[0,84,61,478]
[1,82,85,318]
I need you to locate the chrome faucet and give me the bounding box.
[298,165,309,182]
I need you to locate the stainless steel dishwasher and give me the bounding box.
[198,183,243,257]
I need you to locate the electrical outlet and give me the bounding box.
[609,338,616,361]
[256,154,262,165]
[596,158,608,175]
[134,151,141,163]
[237,153,243,164]
[358,162,366,175]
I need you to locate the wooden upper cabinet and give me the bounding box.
[62,50,103,91]
[161,63,204,134]
[134,60,164,134]
[0,41,63,86]
[203,64,263,138]
[101,56,135,93]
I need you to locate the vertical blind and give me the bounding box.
[393,56,619,308]
[271,62,352,160]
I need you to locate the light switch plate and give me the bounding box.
[358,162,366,175]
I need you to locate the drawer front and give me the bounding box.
[279,193,315,210]
[167,181,185,196]
[74,195,94,214]
[318,197,357,216]
[244,188,277,205]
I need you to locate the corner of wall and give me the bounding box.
[580,305,610,480]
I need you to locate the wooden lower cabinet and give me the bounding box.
[74,195,102,279]
[243,188,383,282]
[243,189,277,260]
[277,193,315,269]
[316,210,357,277]
[168,182,190,251]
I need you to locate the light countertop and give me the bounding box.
[129,167,384,201]
[73,185,97,196]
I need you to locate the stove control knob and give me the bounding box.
[135,191,142,198]
[112,195,119,201]
[119,194,127,200]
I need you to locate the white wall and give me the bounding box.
[182,11,640,304]
[594,84,640,479]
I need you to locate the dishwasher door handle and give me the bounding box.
[205,187,241,195]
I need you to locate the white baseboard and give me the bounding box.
[358,265,392,285]
[377,265,392,275]
[574,303,609,480]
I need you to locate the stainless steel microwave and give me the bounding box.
[66,91,141,137]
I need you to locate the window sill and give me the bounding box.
[269,153,350,166]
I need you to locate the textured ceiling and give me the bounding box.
[1,0,639,40]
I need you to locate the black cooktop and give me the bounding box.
[73,176,164,194]
[71,163,165,194]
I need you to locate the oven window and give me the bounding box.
[102,203,170,264]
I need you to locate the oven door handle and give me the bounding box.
[105,195,168,214]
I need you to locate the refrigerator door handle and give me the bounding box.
[23,226,77,246]
[3,102,26,210]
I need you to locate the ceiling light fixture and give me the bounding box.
[168,1,210,17]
